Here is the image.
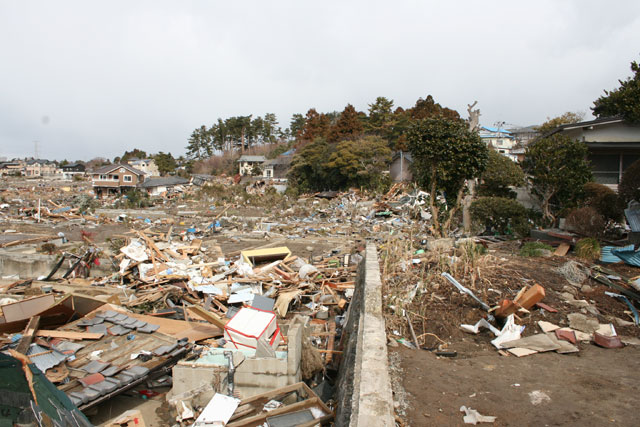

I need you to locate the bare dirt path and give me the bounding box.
[393,344,640,426]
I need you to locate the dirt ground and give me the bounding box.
[392,344,640,426]
[384,240,640,427]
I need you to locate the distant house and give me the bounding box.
[262,155,293,180]
[547,116,640,189]
[508,125,540,146]
[479,126,518,161]
[390,151,413,182]
[0,161,24,177]
[24,160,60,178]
[61,163,86,180]
[139,176,190,196]
[91,164,145,197]
[127,158,160,177]
[237,155,266,176]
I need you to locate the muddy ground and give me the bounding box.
[392,344,640,426]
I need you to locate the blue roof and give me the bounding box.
[282,149,296,156]
[480,126,512,134]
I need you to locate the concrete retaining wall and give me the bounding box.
[335,243,394,427]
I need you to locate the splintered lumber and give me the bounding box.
[186,305,228,329]
[326,321,336,363]
[16,316,40,354]
[136,230,169,262]
[35,330,104,340]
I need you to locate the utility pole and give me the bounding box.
[34,140,39,160]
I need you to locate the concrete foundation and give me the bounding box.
[336,243,394,427]
[0,244,113,279]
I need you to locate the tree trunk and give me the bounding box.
[541,192,555,226]
[442,182,467,234]
[462,180,475,234]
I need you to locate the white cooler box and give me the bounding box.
[224,307,282,350]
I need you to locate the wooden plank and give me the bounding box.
[554,243,570,256]
[186,305,228,329]
[35,329,103,340]
[136,230,169,262]
[228,396,329,427]
[16,315,40,354]
[0,236,57,248]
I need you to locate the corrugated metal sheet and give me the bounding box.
[611,248,640,267]
[600,245,634,263]
[625,208,640,232]
[27,344,67,372]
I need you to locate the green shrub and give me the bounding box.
[520,241,553,257]
[575,237,601,261]
[583,182,623,222]
[478,150,525,198]
[619,159,640,206]
[471,197,529,236]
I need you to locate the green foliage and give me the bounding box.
[289,114,306,140]
[251,163,263,176]
[407,117,488,236]
[583,182,623,222]
[186,125,214,160]
[186,114,283,159]
[575,237,601,261]
[523,134,592,225]
[592,58,640,122]
[154,152,177,175]
[536,112,584,134]
[478,150,525,198]
[471,197,529,236]
[326,136,392,191]
[288,136,392,193]
[408,118,488,204]
[366,97,396,141]
[519,242,553,257]
[619,158,640,206]
[120,189,151,208]
[288,138,333,192]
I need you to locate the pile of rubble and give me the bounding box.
[0,211,359,425]
[380,233,640,360]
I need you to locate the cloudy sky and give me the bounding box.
[1,1,639,161]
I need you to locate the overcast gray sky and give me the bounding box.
[1,0,639,161]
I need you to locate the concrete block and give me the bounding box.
[169,365,227,399]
